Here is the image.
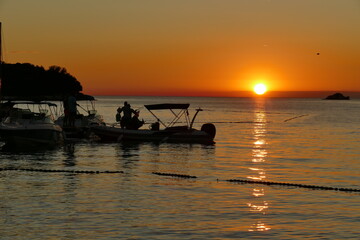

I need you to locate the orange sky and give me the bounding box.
[1,0,359,97]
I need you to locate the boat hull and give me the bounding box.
[55,115,105,140]
[91,125,215,144]
[0,125,64,147]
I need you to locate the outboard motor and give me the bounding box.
[201,123,216,139]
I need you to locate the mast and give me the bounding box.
[0,22,2,95]
[0,22,2,72]
[0,22,2,63]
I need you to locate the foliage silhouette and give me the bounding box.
[1,62,83,100]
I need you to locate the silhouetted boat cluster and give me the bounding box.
[0,100,216,148]
[0,94,107,147]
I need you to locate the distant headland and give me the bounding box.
[324,92,350,100]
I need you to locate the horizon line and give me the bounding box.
[87,91,360,98]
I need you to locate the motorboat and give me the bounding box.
[2,95,105,141]
[0,101,64,147]
[55,94,105,140]
[90,103,216,144]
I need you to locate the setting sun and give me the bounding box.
[254,84,267,95]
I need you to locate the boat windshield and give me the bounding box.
[5,101,58,121]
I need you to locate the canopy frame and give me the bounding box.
[144,103,191,128]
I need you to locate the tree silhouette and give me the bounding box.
[1,62,83,100]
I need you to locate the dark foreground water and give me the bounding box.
[1,96,359,239]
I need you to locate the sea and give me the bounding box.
[1,96,359,239]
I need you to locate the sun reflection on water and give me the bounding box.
[247,201,269,212]
[251,188,265,197]
[248,221,271,232]
[249,105,268,179]
[247,99,271,232]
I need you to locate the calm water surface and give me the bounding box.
[1,96,359,239]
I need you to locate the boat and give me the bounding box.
[90,103,216,144]
[55,94,105,140]
[1,95,105,141]
[0,101,64,147]
[324,93,350,100]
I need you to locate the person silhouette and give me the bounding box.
[67,93,78,127]
[128,110,144,130]
[117,101,136,129]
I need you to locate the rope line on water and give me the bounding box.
[225,179,360,192]
[152,172,360,193]
[284,114,309,122]
[152,172,197,178]
[0,167,123,174]
[1,168,358,192]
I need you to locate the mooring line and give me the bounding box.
[0,167,124,174]
[284,114,309,122]
[152,172,359,192]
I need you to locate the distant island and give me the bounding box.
[324,93,350,100]
[1,62,83,100]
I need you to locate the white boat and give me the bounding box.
[91,103,216,144]
[0,101,64,147]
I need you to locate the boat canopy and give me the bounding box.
[145,103,190,110]
[9,101,57,107]
[144,103,194,129]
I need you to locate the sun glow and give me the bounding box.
[254,84,267,95]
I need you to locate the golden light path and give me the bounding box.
[247,99,271,232]
[254,84,267,95]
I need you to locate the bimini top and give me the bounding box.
[5,101,58,107]
[145,103,190,110]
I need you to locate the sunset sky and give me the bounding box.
[1,0,359,97]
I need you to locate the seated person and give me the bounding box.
[127,111,144,130]
[116,112,121,122]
